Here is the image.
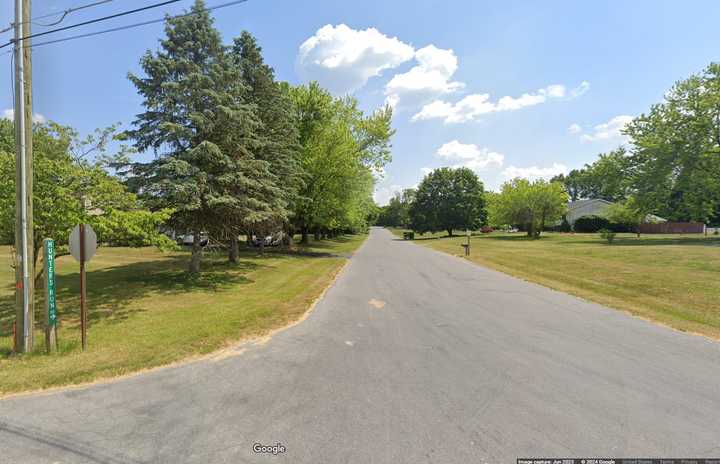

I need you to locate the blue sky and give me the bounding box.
[1,0,719,204]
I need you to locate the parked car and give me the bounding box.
[250,234,282,247]
[178,234,209,247]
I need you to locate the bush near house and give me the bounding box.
[599,228,617,244]
[573,215,611,232]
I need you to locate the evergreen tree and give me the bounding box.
[125,1,281,272]
[228,32,303,252]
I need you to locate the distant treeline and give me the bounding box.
[377,62,720,234]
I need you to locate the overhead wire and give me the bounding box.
[0,0,115,34]
[2,0,250,121]
[0,0,185,49]
[20,0,249,50]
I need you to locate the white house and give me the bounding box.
[565,199,613,226]
[565,198,666,226]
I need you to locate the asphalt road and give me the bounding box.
[2,227,720,463]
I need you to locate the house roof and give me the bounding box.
[567,198,614,211]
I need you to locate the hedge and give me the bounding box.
[573,215,611,232]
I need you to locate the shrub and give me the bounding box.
[599,228,616,244]
[558,217,572,232]
[574,215,611,233]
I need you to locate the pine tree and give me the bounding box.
[126,1,281,272]
[228,32,303,252]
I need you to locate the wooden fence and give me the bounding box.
[638,222,705,234]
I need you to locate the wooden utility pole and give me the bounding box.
[14,0,34,353]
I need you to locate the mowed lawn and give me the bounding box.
[391,228,720,339]
[0,235,366,395]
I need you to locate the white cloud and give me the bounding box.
[502,163,568,181]
[570,81,590,98]
[412,84,569,123]
[568,123,582,134]
[436,140,504,171]
[579,115,633,142]
[420,167,433,176]
[297,24,414,94]
[373,183,404,206]
[384,45,464,109]
[2,108,46,124]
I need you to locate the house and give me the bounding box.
[565,199,613,226]
[565,198,667,226]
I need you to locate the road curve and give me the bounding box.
[1,227,719,463]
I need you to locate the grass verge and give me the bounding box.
[390,228,720,339]
[0,234,366,395]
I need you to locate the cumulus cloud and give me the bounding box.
[436,140,504,171]
[501,163,568,181]
[578,115,633,142]
[412,84,570,124]
[2,108,46,124]
[297,24,414,94]
[384,45,464,109]
[373,183,404,206]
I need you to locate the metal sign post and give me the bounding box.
[69,224,97,350]
[44,239,58,353]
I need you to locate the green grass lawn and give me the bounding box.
[390,228,720,339]
[0,234,366,395]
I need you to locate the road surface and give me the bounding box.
[1,227,719,463]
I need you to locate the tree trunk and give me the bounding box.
[189,230,201,274]
[300,226,309,244]
[314,229,321,241]
[537,214,546,238]
[282,231,293,248]
[447,229,453,237]
[228,236,239,263]
[258,240,265,256]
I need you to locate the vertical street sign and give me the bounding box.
[69,224,97,350]
[44,238,58,353]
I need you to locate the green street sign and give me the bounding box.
[44,239,57,326]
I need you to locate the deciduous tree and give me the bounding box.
[625,63,720,223]
[488,178,567,238]
[409,167,486,236]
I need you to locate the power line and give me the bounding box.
[1,0,115,34]
[30,0,116,27]
[23,0,250,50]
[0,0,185,49]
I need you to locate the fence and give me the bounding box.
[638,222,705,234]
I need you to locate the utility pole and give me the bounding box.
[14,0,34,353]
